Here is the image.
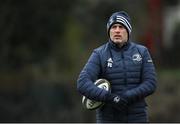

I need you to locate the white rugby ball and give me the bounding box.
[82,79,111,110]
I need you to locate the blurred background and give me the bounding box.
[0,0,180,122]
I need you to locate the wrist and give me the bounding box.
[105,93,118,103]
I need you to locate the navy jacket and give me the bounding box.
[77,40,157,122]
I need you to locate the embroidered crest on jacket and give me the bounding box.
[132,53,142,62]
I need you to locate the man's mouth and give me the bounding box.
[114,35,121,39]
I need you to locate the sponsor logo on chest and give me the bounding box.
[107,58,113,68]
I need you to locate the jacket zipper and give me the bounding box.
[121,51,127,86]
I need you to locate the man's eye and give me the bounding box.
[119,26,123,28]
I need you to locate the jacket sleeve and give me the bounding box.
[77,50,108,102]
[123,47,157,104]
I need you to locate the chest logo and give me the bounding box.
[107,58,113,68]
[132,53,142,62]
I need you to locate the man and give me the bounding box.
[77,11,157,123]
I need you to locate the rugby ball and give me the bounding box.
[82,79,111,110]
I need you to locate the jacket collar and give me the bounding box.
[108,39,130,51]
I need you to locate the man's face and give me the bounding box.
[109,23,128,46]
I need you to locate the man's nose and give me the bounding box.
[115,27,121,32]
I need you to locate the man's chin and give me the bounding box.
[113,41,126,47]
[113,40,123,44]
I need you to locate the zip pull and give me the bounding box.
[121,51,124,59]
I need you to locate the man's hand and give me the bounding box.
[105,93,128,111]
